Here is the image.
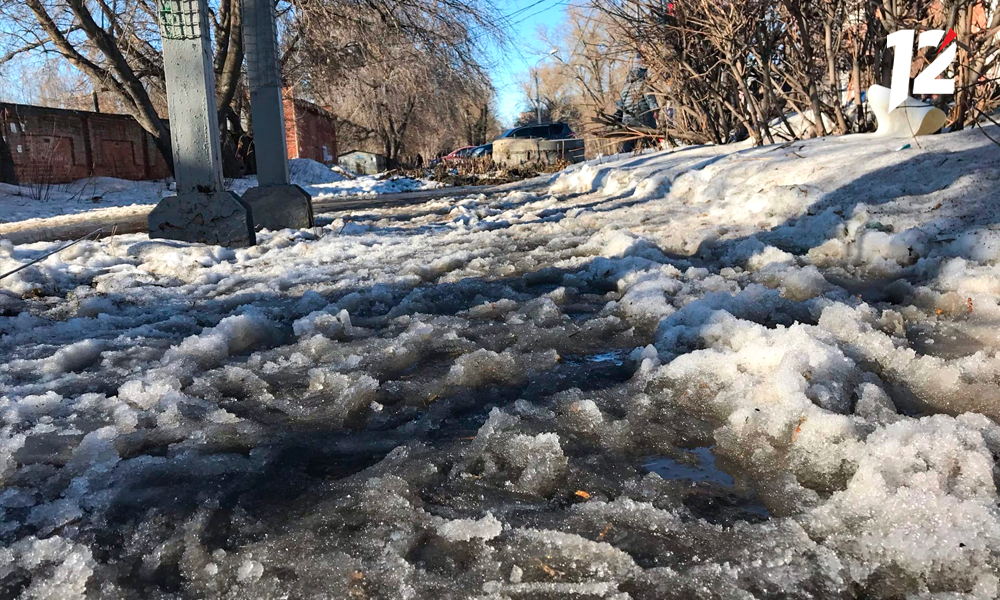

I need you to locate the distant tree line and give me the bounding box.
[289,0,505,162]
[0,0,507,173]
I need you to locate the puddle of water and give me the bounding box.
[907,321,997,359]
[563,349,629,367]
[644,447,771,522]
[587,350,628,365]
[643,447,734,486]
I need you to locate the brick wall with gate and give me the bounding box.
[0,97,339,186]
[0,103,171,185]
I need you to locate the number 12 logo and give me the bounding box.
[886,29,957,112]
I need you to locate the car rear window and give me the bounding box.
[506,125,565,139]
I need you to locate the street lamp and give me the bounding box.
[533,49,558,124]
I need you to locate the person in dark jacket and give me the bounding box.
[615,66,658,151]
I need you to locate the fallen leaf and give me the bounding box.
[539,561,564,578]
[792,416,807,442]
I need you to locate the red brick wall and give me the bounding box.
[282,97,299,162]
[282,96,338,165]
[0,103,171,184]
[0,97,337,185]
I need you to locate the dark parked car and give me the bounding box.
[470,143,493,158]
[496,122,575,141]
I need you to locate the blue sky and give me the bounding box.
[487,0,569,124]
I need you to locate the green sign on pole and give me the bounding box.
[157,0,200,40]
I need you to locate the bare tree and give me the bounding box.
[5,0,174,169]
[534,7,631,132]
[458,95,502,147]
[515,62,584,128]
[942,0,1000,128]
[292,0,505,162]
[581,0,999,146]
[0,0,254,174]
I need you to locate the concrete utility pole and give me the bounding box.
[241,0,313,229]
[148,0,255,247]
[535,71,542,124]
[533,51,555,125]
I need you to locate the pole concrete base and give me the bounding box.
[148,191,256,247]
[241,184,314,231]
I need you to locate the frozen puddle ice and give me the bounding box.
[644,447,770,523]
[643,446,733,486]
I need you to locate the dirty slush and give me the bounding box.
[3,129,1000,599]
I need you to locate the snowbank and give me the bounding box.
[2,126,1000,598]
[0,159,440,224]
[288,158,348,185]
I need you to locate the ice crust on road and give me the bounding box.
[3,128,1000,598]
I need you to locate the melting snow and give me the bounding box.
[2,128,1000,598]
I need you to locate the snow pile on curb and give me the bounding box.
[0,160,440,224]
[288,158,348,185]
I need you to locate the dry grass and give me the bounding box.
[397,157,573,186]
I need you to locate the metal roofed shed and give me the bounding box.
[338,150,389,175]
